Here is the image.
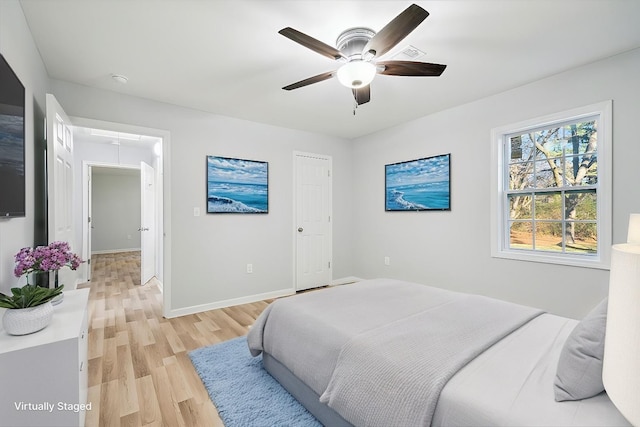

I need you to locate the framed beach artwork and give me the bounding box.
[385,153,451,211]
[206,155,269,213]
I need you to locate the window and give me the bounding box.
[491,101,612,269]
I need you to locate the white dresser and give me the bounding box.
[0,288,90,427]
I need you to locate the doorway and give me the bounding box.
[73,122,164,288]
[85,164,156,286]
[45,94,170,315]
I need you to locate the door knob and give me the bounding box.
[138,227,150,232]
[298,227,303,232]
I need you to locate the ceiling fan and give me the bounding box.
[279,3,446,108]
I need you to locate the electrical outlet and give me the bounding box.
[127,234,132,240]
[246,264,253,274]
[384,256,390,266]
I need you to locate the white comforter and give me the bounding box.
[247,278,629,427]
[318,293,542,426]
[248,279,540,426]
[432,313,631,427]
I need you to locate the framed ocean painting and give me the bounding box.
[385,153,451,211]
[206,156,268,213]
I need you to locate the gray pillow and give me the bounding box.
[553,298,608,401]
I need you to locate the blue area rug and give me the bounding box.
[189,336,322,427]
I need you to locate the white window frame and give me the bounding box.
[490,101,612,269]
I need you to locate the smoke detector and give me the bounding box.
[111,74,128,84]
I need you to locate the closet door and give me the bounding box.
[294,152,332,291]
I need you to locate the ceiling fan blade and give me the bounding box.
[352,85,371,105]
[282,71,335,91]
[377,61,446,76]
[363,4,429,59]
[279,27,345,61]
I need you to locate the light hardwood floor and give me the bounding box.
[80,252,270,427]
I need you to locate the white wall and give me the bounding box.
[50,80,354,315]
[351,48,640,319]
[0,0,50,293]
[91,171,142,253]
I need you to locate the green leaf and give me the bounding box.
[0,284,65,308]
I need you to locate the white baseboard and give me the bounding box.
[164,288,295,319]
[91,248,141,255]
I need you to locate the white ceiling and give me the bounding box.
[19,0,640,140]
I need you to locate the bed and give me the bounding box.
[247,278,631,427]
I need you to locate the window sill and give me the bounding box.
[491,248,610,270]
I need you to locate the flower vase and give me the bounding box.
[2,301,54,335]
[51,271,64,305]
[31,271,49,287]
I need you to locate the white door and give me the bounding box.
[46,94,77,289]
[86,167,93,281]
[294,153,332,291]
[140,161,156,285]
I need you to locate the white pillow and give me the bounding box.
[553,298,608,402]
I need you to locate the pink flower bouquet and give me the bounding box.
[14,241,83,279]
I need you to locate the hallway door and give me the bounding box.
[140,161,156,285]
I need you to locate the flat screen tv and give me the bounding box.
[385,153,451,211]
[0,54,26,217]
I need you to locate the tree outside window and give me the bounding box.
[507,119,598,254]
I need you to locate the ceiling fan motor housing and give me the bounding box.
[336,27,376,60]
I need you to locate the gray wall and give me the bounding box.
[91,170,142,253]
[50,48,640,319]
[0,1,51,293]
[50,79,354,315]
[351,48,640,319]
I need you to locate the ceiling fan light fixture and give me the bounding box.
[336,60,376,89]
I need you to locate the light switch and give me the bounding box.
[194,207,200,217]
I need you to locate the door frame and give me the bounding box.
[72,116,171,315]
[292,151,333,291]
